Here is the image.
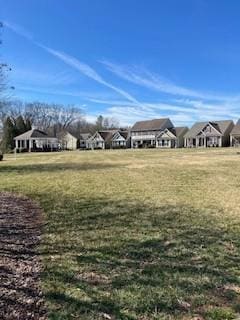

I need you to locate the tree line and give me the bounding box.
[0,100,122,153]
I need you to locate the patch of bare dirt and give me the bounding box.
[0,192,47,320]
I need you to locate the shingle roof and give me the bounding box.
[80,133,91,140]
[231,124,240,135]
[169,127,188,137]
[97,130,129,142]
[184,120,233,138]
[119,131,129,139]
[14,129,51,140]
[131,118,171,132]
[58,131,78,140]
[98,130,116,142]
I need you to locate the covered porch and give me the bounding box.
[15,137,59,152]
[86,139,105,150]
[196,135,222,147]
[14,129,59,152]
[111,140,126,148]
[185,136,222,148]
[156,138,176,148]
[132,139,156,148]
[231,135,240,147]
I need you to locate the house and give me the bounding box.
[59,131,78,150]
[79,133,91,149]
[230,119,240,147]
[131,118,174,148]
[86,130,130,149]
[86,131,108,149]
[111,130,130,148]
[184,120,234,148]
[14,128,59,152]
[156,127,188,148]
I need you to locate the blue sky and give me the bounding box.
[1,0,240,126]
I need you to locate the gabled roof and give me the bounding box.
[184,120,233,138]
[98,130,117,142]
[131,118,172,132]
[231,124,240,135]
[170,127,189,137]
[80,133,91,140]
[58,131,78,140]
[112,131,129,141]
[89,130,129,142]
[157,127,188,139]
[119,131,129,140]
[14,129,51,140]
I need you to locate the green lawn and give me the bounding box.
[1,148,240,320]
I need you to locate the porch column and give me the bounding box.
[196,138,199,148]
[219,137,222,147]
[204,137,207,148]
[29,139,32,152]
[230,135,233,147]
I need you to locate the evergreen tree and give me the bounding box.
[1,117,15,152]
[25,118,32,131]
[15,115,26,135]
[95,115,104,131]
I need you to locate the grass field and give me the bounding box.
[1,148,240,320]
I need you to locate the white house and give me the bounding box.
[184,120,234,148]
[87,130,130,150]
[14,129,58,152]
[131,118,174,148]
[156,127,188,148]
[59,131,78,150]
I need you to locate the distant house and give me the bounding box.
[184,120,234,148]
[87,130,130,149]
[14,128,58,152]
[86,131,106,149]
[156,127,188,148]
[111,131,130,148]
[230,119,240,147]
[59,131,78,150]
[131,118,174,148]
[79,133,91,149]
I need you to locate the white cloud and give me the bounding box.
[101,60,240,102]
[5,21,145,107]
[3,21,33,40]
[5,20,240,127]
[17,85,89,98]
[36,44,145,107]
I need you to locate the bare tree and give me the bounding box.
[24,101,83,133]
[0,22,14,130]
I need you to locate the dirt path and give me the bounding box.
[0,192,47,320]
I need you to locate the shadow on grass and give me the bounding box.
[0,162,125,173]
[41,197,240,319]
